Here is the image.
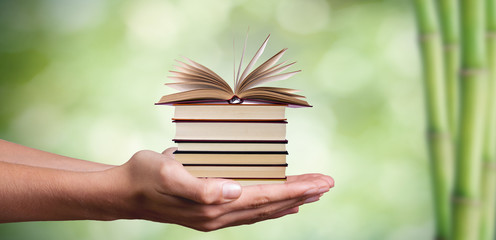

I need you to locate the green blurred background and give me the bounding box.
[0,0,432,239]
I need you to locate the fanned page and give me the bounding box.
[238,87,310,107]
[171,60,232,92]
[158,89,234,103]
[156,35,311,107]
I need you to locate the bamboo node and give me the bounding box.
[443,43,458,51]
[418,32,440,42]
[483,161,496,169]
[452,196,481,206]
[460,68,487,77]
[426,130,450,139]
[487,32,496,39]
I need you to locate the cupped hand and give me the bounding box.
[116,148,334,231]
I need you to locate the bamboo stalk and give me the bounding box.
[436,0,460,141]
[413,1,453,239]
[452,0,487,239]
[479,0,496,239]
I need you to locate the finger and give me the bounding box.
[287,174,334,190]
[210,192,321,230]
[175,174,328,223]
[220,206,300,230]
[264,206,299,220]
[153,189,322,230]
[160,174,329,230]
[323,175,335,187]
[157,157,242,204]
[193,174,322,220]
[161,147,178,158]
[234,176,324,209]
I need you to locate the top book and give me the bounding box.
[156,35,311,107]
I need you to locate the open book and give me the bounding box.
[156,35,311,107]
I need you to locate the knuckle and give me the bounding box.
[198,222,222,232]
[132,150,152,159]
[246,214,264,226]
[249,195,271,209]
[162,147,177,156]
[284,188,300,199]
[195,225,210,232]
[197,206,221,220]
[256,208,273,219]
[196,181,215,204]
[159,162,174,180]
[245,207,279,224]
[158,159,182,181]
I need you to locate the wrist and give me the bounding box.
[92,165,141,221]
[109,152,171,222]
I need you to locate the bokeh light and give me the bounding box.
[0,0,433,239]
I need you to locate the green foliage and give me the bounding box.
[0,0,431,239]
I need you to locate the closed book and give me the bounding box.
[183,164,287,178]
[174,121,287,141]
[232,178,287,186]
[174,150,288,164]
[173,104,287,120]
[175,140,287,152]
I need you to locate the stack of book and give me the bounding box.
[171,104,289,185]
[156,34,311,185]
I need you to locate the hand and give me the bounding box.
[116,148,334,231]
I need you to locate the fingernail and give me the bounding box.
[304,195,320,204]
[303,188,318,196]
[222,182,242,199]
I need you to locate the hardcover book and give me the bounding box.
[174,150,288,164]
[182,164,288,178]
[173,104,287,120]
[175,140,287,152]
[174,120,287,141]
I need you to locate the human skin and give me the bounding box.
[0,140,334,231]
[0,139,114,171]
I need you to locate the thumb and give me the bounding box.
[160,148,242,204]
[189,178,243,204]
[162,147,177,157]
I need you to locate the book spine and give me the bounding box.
[182,163,288,167]
[173,139,288,143]
[174,150,288,155]
[172,118,287,122]
[173,120,288,123]
[227,177,288,180]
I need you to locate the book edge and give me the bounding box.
[172,139,289,143]
[182,163,288,167]
[172,120,288,123]
[174,150,288,155]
